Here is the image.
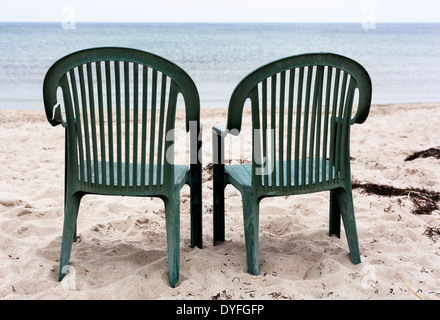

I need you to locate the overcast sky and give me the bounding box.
[1,0,439,23]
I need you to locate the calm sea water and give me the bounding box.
[1,22,439,109]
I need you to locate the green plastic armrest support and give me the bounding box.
[212,124,228,137]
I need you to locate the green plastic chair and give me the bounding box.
[43,47,202,288]
[212,53,372,275]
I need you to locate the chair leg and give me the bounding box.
[213,162,225,245]
[59,192,82,281]
[333,187,361,264]
[190,163,203,249]
[242,192,260,275]
[329,189,341,237]
[164,193,180,288]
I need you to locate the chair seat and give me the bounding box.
[225,159,337,190]
[80,162,188,188]
[225,163,253,187]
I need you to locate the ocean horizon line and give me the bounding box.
[1,21,440,25]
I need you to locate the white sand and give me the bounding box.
[0,103,439,300]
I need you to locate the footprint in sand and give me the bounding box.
[0,199,22,207]
[0,199,36,219]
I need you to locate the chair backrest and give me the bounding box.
[43,47,200,192]
[226,53,372,193]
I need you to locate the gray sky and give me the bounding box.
[1,0,439,23]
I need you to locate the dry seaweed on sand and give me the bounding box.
[405,147,440,161]
[352,181,440,215]
[424,225,440,242]
[202,163,213,182]
[210,290,232,300]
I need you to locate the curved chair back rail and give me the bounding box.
[44,47,200,129]
[227,52,371,132]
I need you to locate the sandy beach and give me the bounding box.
[0,103,439,300]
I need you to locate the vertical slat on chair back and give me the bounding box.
[60,60,178,190]
[250,64,358,192]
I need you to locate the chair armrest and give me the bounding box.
[212,124,228,137]
[212,124,227,165]
[350,82,372,125]
[47,104,67,127]
[351,103,370,125]
[53,105,67,127]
